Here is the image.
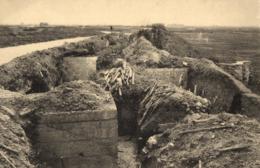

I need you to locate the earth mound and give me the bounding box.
[134,24,200,57]
[32,80,114,113]
[142,112,260,168]
[123,37,170,67]
[138,83,209,137]
[0,89,35,168]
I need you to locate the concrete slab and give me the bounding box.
[37,119,117,142]
[143,68,188,88]
[62,56,97,81]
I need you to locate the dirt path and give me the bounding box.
[0,36,93,65]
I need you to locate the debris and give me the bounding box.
[179,125,235,135]
[138,83,210,136]
[0,151,17,168]
[0,143,19,155]
[103,62,135,96]
[217,144,251,153]
[141,113,260,168]
[198,160,202,168]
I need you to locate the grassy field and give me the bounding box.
[170,27,260,93]
[0,25,107,48]
[0,25,143,48]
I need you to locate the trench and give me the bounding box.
[5,50,257,167]
[20,56,141,168]
[21,56,207,167]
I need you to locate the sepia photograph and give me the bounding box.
[0,0,259,167]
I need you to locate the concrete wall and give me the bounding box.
[187,74,239,112]
[143,68,188,88]
[35,109,118,168]
[218,61,251,85]
[63,56,97,82]
[185,58,252,113]
[241,93,260,121]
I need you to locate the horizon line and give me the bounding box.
[0,23,260,28]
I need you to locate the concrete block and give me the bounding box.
[241,93,260,121]
[218,61,251,85]
[36,119,117,143]
[37,139,117,160]
[63,56,97,82]
[143,68,188,88]
[38,109,117,124]
[42,155,116,168]
[36,108,118,167]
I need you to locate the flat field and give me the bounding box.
[171,27,260,93]
[0,25,105,48]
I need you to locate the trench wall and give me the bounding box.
[241,93,260,121]
[143,68,188,88]
[35,109,118,168]
[114,68,188,136]
[218,61,251,85]
[185,59,260,120]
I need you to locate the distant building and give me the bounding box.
[39,22,49,27]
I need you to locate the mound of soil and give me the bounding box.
[138,82,210,138]
[32,80,114,113]
[96,33,130,70]
[123,37,171,67]
[142,113,260,168]
[97,36,185,70]
[0,108,34,168]
[134,24,200,57]
[0,89,35,167]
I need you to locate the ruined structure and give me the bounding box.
[218,61,251,85]
[0,26,259,168]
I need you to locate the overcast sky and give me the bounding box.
[0,0,259,26]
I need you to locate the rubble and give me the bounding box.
[137,83,210,138]
[141,113,260,168]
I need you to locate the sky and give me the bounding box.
[0,0,259,27]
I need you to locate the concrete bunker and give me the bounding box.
[31,81,118,168]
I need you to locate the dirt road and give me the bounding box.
[0,36,92,65]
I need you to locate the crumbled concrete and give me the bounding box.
[218,61,251,85]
